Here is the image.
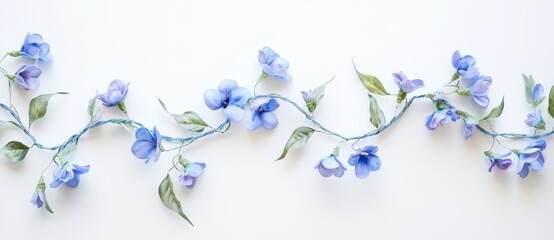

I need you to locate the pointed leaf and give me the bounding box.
[0,120,21,129]
[548,85,554,118]
[368,94,386,128]
[158,174,193,226]
[28,92,68,127]
[276,126,315,161]
[117,122,137,133]
[523,74,535,105]
[353,63,389,95]
[159,99,211,132]
[1,141,30,161]
[87,93,98,121]
[57,141,77,162]
[332,146,340,156]
[304,77,334,113]
[482,97,504,120]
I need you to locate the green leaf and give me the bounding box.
[304,77,334,113]
[548,85,554,118]
[56,141,77,162]
[523,74,535,106]
[117,122,137,133]
[87,93,98,121]
[1,141,30,161]
[353,62,389,95]
[158,174,193,226]
[0,120,21,129]
[276,126,315,161]
[482,97,505,120]
[332,146,340,156]
[28,92,68,127]
[159,99,211,132]
[368,94,385,128]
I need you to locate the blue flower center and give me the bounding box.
[221,98,229,108]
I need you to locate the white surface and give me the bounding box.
[1,0,553,239]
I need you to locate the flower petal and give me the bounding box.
[260,112,278,129]
[229,87,250,108]
[224,104,245,121]
[131,140,155,159]
[204,89,223,110]
[355,160,371,179]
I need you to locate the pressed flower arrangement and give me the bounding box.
[1,33,553,226]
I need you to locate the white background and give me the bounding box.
[1,0,553,239]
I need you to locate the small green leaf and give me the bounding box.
[451,72,460,81]
[482,97,505,120]
[548,85,554,118]
[332,146,340,156]
[523,74,535,106]
[117,122,137,133]
[304,77,334,113]
[368,94,386,128]
[56,141,77,162]
[87,93,98,121]
[276,126,315,161]
[159,99,211,132]
[353,62,389,95]
[0,120,21,129]
[158,174,193,226]
[1,141,30,161]
[28,92,68,127]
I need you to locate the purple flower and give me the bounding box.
[13,65,41,90]
[485,151,512,172]
[258,47,291,81]
[30,177,53,212]
[392,71,424,93]
[179,162,206,189]
[204,79,250,121]
[348,146,381,179]
[301,90,314,102]
[452,50,479,81]
[132,127,162,164]
[462,116,478,139]
[49,163,90,188]
[315,155,347,178]
[19,33,53,62]
[516,138,546,178]
[425,108,460,130]
[525,110,545,130]
[246,99,280,131]
[98,79,129,107]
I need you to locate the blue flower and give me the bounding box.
[246,99,280,131]
[98,79,129,107]
[179,162,206,189]
[392,71,424,93]
[485,151,512,172]
[532,83,545,104]
[348,146,381,179]
[525,110,545,130]
[132,127,162,164]
[19,33,53,62]
[49,163,90,188]
[204,79,250,121]
[258,47,291,81]
[460,77,492,107]
[516,138,546,178]
[425,108,460,130]
[462,116,478,139]
[452,50,479,81]
[315,155,347,178]
[30,177,52,212]
[14,65,41,90]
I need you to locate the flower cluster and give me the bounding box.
[1,34,553,227]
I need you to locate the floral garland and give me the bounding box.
[1,33,553,226]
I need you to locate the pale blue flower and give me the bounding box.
[30,177,51,212]
[14,65,41,90]
[315,155,346,178]
[204,79,250,121]
[425,109,460,130]
[532,83,545,104]
[179,162,206,189]
[258,47,291,81]
[462,116,478,139]
[348,146,381,179]
[20,33,53,62]
[49,163,90,188]
[392,71,424,93]
[464,77,492,107]
[452,50,479,81]
[516,138,546,178]
[246,99,280,131]
[132,127,162,164]
[98,79,129,107]
[525,110,545,130]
